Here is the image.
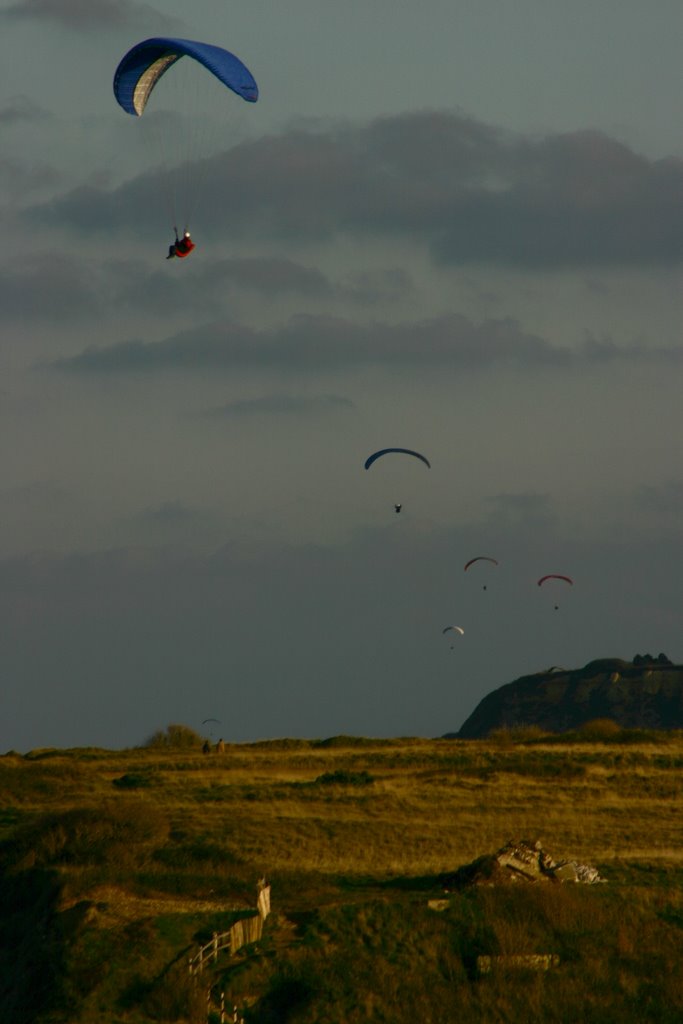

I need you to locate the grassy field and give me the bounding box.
[2,727,683,1022]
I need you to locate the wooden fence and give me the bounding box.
[188,880,270,977]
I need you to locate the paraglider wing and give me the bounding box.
[464,556,499,571]
[364,448,431,470]
[113,37,258,117]
[442,626,465,635]
[202,718,221,724]
[537,574,573,587]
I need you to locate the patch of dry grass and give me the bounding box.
[6,736,683,876]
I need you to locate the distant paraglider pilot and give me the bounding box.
[167,229,196,260]
[394,504,402,514]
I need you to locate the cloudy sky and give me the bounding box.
[1,0,682,751]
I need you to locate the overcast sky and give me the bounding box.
[1,0,683,751]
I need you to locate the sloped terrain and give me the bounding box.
[2,733,683,1022]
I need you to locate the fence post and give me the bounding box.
[257,878,271,920]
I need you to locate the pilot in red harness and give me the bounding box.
[166,230,196,260]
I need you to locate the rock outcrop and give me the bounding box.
[442,839,605,890]
[455,655,683,737]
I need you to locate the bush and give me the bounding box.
[112,772,153,789]
[142,724,204,750]
[578,719,622,741]
[314,770,374,786]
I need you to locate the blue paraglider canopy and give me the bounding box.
[113,37,258,116]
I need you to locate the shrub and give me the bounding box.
[488,725,550,745]
[314,770,374,786]
[142,724,204,749]
[578,719,622,741]
[112,772,153,789]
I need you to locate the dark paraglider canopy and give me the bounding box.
[464,556,499,590]
[538,574,573,610]
[364,448,431,470]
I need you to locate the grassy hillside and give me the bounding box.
[2,729,683,1022]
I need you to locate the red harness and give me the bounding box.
[175,238,196,258]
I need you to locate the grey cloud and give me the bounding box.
[206,258,332,297]
[28,112,683,268]
[0,480,70,506]
[579,332,683,365]
[201,394,354,419]
[0,252,102,319]
[634,481,683,516]
[132,501,203,526]
[1,254,335,324]
[0,95,46,124]
[0,157,60,201]
[49,313,565,374]
[1,0,181,30]
[483,493,556,538]
[117,257,332,307]
[339,268,414,306]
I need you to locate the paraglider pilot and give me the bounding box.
[394,504,402,514]
[167,229,196,260]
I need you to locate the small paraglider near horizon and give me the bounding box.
[167,229,195,260]
[464,556,498,590]
[443,625,464,649]
[537,574,573,610]
[364,448,431,470]
[394,504,402,514]
[202,718,221,741]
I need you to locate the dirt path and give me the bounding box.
[63,884,247,926]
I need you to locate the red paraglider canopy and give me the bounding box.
[464,556,499,571]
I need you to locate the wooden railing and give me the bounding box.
[188,880,270,977]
